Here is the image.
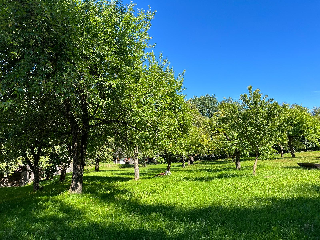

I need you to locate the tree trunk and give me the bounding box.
[288,136,295,158]
[253,154,258,176]
[33,167,40,191]
[32,148,41,191]
[182,156,185,168]
[70,143,84,193]
[70,128,87,193]
[166,154,172,172]
[32,154,41,191]
[26,146,42,191]
[279,144,284,157]
[69,125,85,193]
[188,155,194,165]
[67,94,89,194]
[134,146,139,181]
[60,165,66,182]
[95,158,100,172]
[235,149,241,170]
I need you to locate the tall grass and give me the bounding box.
[1,151,320,239]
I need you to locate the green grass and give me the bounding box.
[1,151,320,239]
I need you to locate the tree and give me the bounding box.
[312,107,320,117]
[105,52,187,180]
[0,81,66,190]
[218,87,280,174]
[188,94,219,118]
[218,98,244,170]
[282,105,319,157]
[238,86,279,175]
[182,102,213,163]
[0,0,169,193]
[271,103,289,157]
[1,0,189,191]
[152,97,192,174]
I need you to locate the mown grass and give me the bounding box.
[1,151,320,239]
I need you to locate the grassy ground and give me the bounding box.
[1,151,320,239]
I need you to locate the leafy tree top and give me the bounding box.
[188,94,218,118]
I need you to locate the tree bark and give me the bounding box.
[70,125,88,193]
[182,156,185,168]
[32,147,41,191]
[67,95,89,194]
[95,158,100,172]
[235,149,241,170]
[68,118,84,193]
[166,153,172,172]
[25,146,42,191]
[60,165,67,182]
[188,155,194,166]
[33,167,40,191]
[69,140,84,193]
[278,144,284,157]
[288,136,296,158]
[134,146,139,181]
[253,154,258,176]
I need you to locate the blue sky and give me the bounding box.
[123,0,320,109]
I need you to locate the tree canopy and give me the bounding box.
[1,0,320,193]
[188,94,219,119]
[0,0,187,192]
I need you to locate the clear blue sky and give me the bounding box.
[123,0,320,109]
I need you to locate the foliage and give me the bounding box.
[182,103,213,157]
[112,52,186,156]
[217,87,281,173]
[312,107,320,117]
[188,94,219,118]
[238,86,279,158]
[0,0,186,192]
[217,98,244,157]
[0,85,64,189]
[281,104,320,157]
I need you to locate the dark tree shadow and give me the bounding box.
[1,169,320,239]
[1,183,319,239]
[283,166,303,170]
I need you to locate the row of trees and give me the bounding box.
[189,87,320,174]
[0,0,192,192]
[1,0,319,193]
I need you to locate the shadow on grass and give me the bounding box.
[1,180,320,239]
[196,166,234,173]
[196,160,232,165]
[91,169,115,173]
[284,166,320,170]
[283,166,303,169]
[86,175,132,183]
[1,165,320,240]
[138,163,248,181]
[282,156,303,159]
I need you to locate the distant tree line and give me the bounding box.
[189,87,320,174]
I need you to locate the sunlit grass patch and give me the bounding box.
[1,151,320,239]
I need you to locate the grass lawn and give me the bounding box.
[1,151,320,239]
